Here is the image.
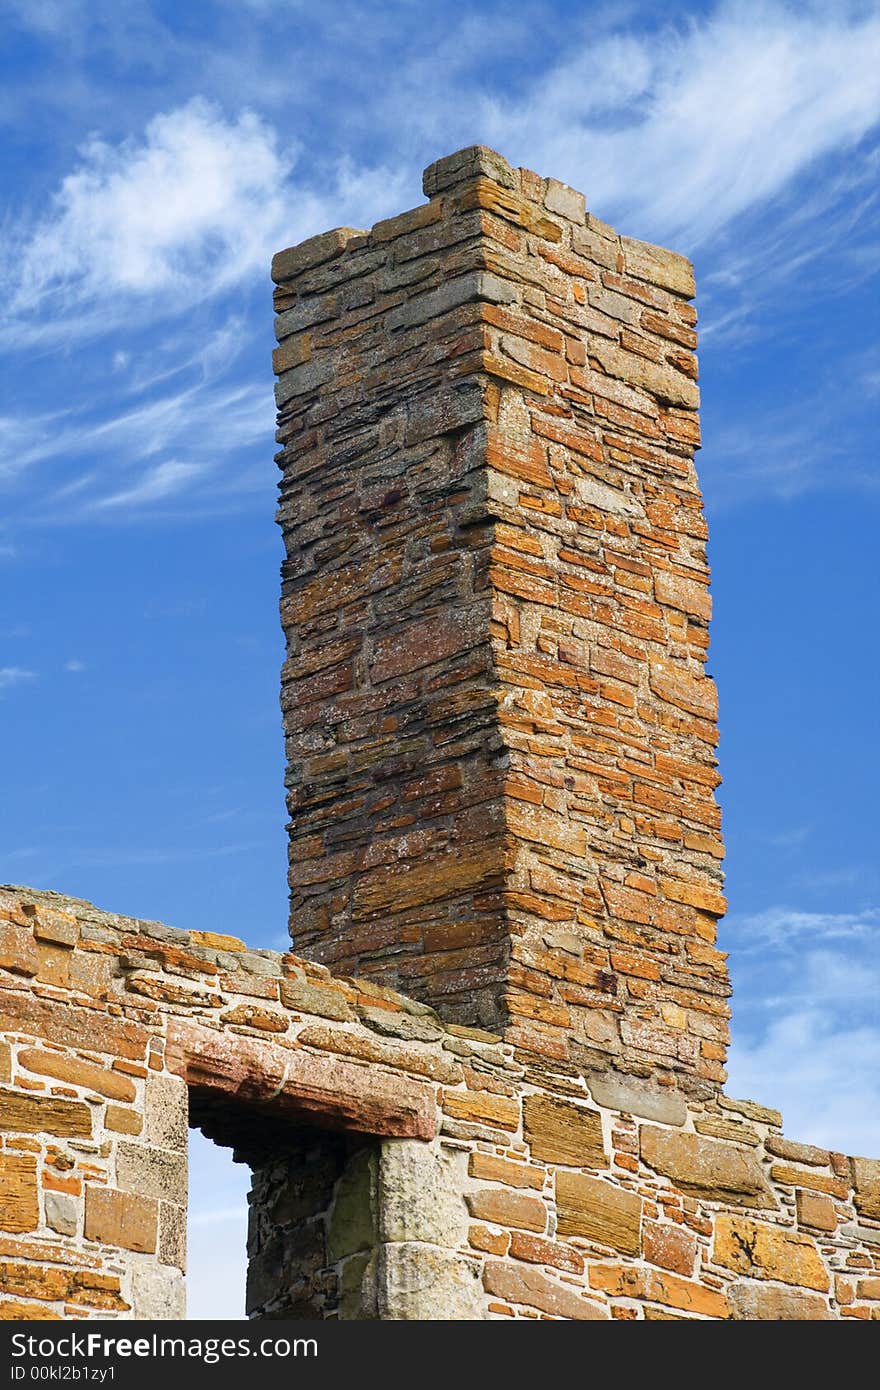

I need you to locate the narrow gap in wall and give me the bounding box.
[186,1127,250,1320]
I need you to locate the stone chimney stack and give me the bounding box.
[272,146,729,1098]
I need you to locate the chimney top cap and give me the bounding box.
[422,145,516,197]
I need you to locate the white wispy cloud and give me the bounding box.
[476,2,880,249]
[727,1008,880,1154]
[732,904,880,950]
[2,98,329,337]
[0,666,36,691]
[0,321,272,517]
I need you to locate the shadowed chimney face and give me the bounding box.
[273,146,729,1097]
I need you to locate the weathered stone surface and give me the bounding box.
[642,1220,697,1276]
[731,1284,832,1320]
[0,925,38,975]
[158,1202,186,1271]
[273,145,727,1093]
[300,1024,460,1086]
[280,977,354,1021]
[586,1075,686,1127]
[105,1104,142,1135]
[589,1263,728,1319]
[131,1263,185,1320]
[713,1215,829,1292]
[115,1144,187,1207]
[0,1090,92,1139]
[718,1095,782,1127]
[0,1300,61,1320]
[765,1134,831,1167]
[621,235,696,297]
[853,1156,880,1219]
[272,227,365,284]
[443,1089,518,1131]
[483,1260,607,1319]
[359,1005,442,1042]
[44,1191,77,1238]
[466,1188,547,1233]
[695,1114,760,1147]
[640,1126,775,1208]
[167,1018,437,1140]
[523,1094,605,1167]
[144,1073,188,1152]
[556,1172,641,1255]
[0,1261,129,1311]
[0,1154,38,1233]
[468,1153,544,1190]
[219,1003,288,1032]
[84,1186,158,1254]
[423,144,515,195]
[17,1048,136,1101]
[0,992,148,1060]
[328,1148,377,1264]
[796,1190,837,1232]
[380,1243,485,1320]
[379,1140,468,1247]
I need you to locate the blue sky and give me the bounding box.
[1,0,878,1318]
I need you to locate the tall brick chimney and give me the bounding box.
[272,146,729,1098]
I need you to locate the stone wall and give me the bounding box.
[274,145,726,1096]
[2,147,878,1322]
[2,886,878,1320]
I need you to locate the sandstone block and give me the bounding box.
[468,1152,544,1190]
[523,1094,605,1167]
[853,1156,880,1219]
[144,1073,188,1152]
[0,993,148,1060]
[17,1048,136,1101]
[168,1018,437,1140]
[643,1219,697,1276]
[159,1201,187,1271]
[379,1140,468,1247]
[379,1243,485,1320]
[422,145,515,196]
[556,1172,641,1255]
[0,924,38,975]
[272,227,365,284]
[280,977,355,1021]
[115,1142,187,1206]
[219,1003,288,1032]
[728,1283,831,1320]
[713,1214,828,1292]
[131,1263,185,1320]
[483,1260,607,1319]
[442,1089,518,1130]
[543,178,586,223]
[0,1153,38,1233]
[796,1190,837,1232]
[621,236,696,298]
[640,1126,775,1208]
[586,1074,686,1126]
[466,1188,547,1233]
[84,1186,158,1254]
[589,1263,728,1318]
[44,1191,77,1237]
[0,1300,61,1320]
[0,1090,92,1139]
[105,1104,143,1135]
